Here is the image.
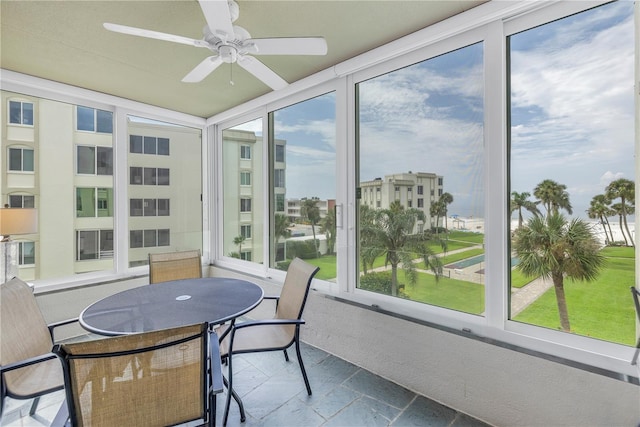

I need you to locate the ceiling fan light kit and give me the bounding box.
[103,0,327,91]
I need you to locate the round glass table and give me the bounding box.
[80,277,264,336]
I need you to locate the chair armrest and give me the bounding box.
[48,317,79,342]
[0,352,58,374]
[262,295,280,301]
[232,318,305,330]
[208,331,224,394]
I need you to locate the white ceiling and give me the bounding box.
[1,0,486,118]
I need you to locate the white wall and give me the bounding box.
[35,269,640,427]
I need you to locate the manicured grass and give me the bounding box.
[514,249,635,345]
[447,230,485,244]
[510,268,535,288]
[600,246,635,258]
[402,271,484,315]
[304,256,337,281]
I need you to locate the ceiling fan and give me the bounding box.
[104,0,327,90]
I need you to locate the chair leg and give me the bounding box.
[222,355,246,426]
[283,348,289,362]
[294,338,312,395]
[29,396,40,416]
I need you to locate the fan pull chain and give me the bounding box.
[229,63,235,86]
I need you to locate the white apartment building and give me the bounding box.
[360,172,443,230]
[285,197,335,222]
[1,92,202,279]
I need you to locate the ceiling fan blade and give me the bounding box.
[198,0,235,39]
[237,56,288,90]
[103,23,202,47]
[182,56,224,83]
[248,37,328,56]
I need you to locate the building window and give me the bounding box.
[274,169,285,188]
[417,185,424,195]
[275,193,285,212]
[438,177,443,186]
[77,146,112,175]
[508,0,634,344]
[130,134,170,157]
[18,241,35,265]
[408,200,412,208]
[241,225,252,239]
[240,251,252,261]
[9,101,33,125]
[143,168,157,185]
[143,199,157,216]
[77,188,113,217]
[130,199,143,216]
[76,230,113,260]
[76,106,112,133]
[157,168,170,185]
[9,148,34,172]
[130,167,143,185]
[240,171,251,186]
[133,229,171,247]
[417,198,424,208]
[275,144,285,162]
[240,198,252,213]
[130,167,169,185]
[240,145,251,159]
[130,135,143,153]
[8,194,35,208]
[157,199,170,216]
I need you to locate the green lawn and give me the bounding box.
[402,271,484,315]
[514,248,636,345]
[447,230,485,244]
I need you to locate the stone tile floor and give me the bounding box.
[2,342,490,427]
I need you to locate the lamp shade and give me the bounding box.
[0,208,38,237]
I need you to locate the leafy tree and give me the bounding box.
[510,191,541,229]
[300,198,321,257]
[273,213,292,261]
[533,179,573,216]
[320,208,336,254]
[513,213,604,332]
[605,178,635,247]
[361,201,444,296]
[586,194,614,244]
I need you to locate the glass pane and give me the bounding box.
[76,188,96,217]
[23,195,35,208]
[22,149,34,172]
[96,110,113,133]
[76,106,94,131]
[509,2,635,344]
[357,43,484,313]
[9,101,21,124]
[77,230,98,260]
[21,241,35,265]
[22,103,33,125]
[97,188,113,217]
[8,195,22,207]
[271,93,336,278]
[157,138,170,155]
[77,146,95,174]
[8,148,22,171]
[223,118,263,261]
[96,147,113,175]
[127,116,203,267]
[130,135,143,153]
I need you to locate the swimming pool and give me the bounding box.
[445,254,519,269]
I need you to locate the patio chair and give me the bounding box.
[0,277,78,422]
[53,322,223,427]
[631,286,640,366]
[148,249,202,284]
[218,257,319,425]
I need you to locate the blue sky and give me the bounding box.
[234,1,634,220]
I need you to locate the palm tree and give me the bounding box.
[359,204,381,274]
[586,194,614,245]
[513,213,604,332]
[605,178,635,247]
[430,200,445,234]
[233,235,245,258]
[439,192,454,232]
[362,201,444,296]
[533,179,573,216]
[510,191,541,229]
[300,198,321,257]
[273,213,292,261]
[320,208,336,255]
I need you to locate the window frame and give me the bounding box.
[8,100,34,126]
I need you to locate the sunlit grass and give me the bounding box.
[513,248,635,345]
[402,271,484,315]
